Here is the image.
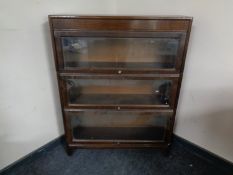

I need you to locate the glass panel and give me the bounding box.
[68,111,170,141]
[61,37,179,69]
[66,78,172,106]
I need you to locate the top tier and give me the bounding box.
[49,16,192,73]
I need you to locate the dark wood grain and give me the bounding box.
[50,16,191,31]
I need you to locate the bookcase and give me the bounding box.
[49,15,192,155]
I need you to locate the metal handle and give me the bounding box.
[118,70,122,74]
[67,80,75,88]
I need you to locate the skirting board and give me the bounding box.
[0,135,232,174]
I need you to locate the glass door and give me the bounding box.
[65,110,172,142]
[60,75,178,108]
[55,32,186,72]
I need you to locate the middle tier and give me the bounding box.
[59,74,179,109]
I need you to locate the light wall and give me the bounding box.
[0,0,233,169]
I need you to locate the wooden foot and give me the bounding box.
[162,144,171,156]
[66,146,73,156]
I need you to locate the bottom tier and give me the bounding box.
[64,110,173,144]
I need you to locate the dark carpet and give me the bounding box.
[1,140,230,175]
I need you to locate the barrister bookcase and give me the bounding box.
[49,15,192,155]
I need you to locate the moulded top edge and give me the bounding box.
[48,15,193,20]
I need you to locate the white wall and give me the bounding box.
[0,0,233,169]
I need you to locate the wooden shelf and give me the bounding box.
[69,94,168,105]
[64,61,175,69]
[73,127,166,141]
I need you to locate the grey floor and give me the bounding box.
[1,140,228,175]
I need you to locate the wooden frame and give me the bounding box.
[49,15,192,155]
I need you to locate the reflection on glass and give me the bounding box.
[66,79,172,106]
[67,111,170,141]
[61,37,179,69]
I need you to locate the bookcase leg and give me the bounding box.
[162,144,171,156]
[66,146,73,156]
